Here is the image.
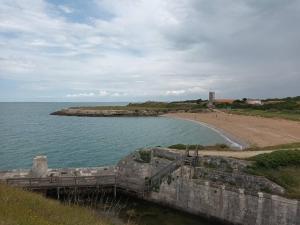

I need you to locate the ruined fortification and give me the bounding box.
[1,147,299,225]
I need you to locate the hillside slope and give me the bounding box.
[0,184,113,225]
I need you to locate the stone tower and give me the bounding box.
[31,155,48,177]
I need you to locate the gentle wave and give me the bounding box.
[0,102,227,170]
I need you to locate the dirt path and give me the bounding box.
[164,112,300,148]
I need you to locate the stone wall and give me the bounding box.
[117,152,151,186]
[116,149,173,190]
[194,167,285,195]
[152,147,182,161]
[148,167,300,225]
[197,155,251,172]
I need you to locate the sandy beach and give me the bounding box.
[164,112,300,148]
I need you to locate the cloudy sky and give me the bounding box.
[0,0,299,102]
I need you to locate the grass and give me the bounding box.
[0,184,113,225]
[246,142,300,151]
[248,149,300,168]
[245,150,300,198]
[230,109,300,121]
[70,101,206,112]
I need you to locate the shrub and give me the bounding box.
[249,150,300,169]
[168,144,204,150]
[139,150,151,163]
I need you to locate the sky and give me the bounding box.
[0,0,299,102]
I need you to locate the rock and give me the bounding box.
[51,108,165,117]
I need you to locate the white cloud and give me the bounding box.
[166,90,186,96]
[66,92,95,98]
[99,90,109,97]
[66,90,128,98]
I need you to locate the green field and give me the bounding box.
[0,184,113,225]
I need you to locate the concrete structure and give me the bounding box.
[150,171,299,225]
[246,98,262,105]
[117,148,300,225]
[1,148,299,225]
[31,155,48,177]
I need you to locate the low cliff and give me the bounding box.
[51,108,166,117]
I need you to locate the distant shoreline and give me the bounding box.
[162,114,248,150]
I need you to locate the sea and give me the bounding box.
[0,102,227,170]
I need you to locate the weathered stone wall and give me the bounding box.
[116,149,174,186]
[197,155,251,172]
[148,167,299,225]
[117,152,151,186]
[152,147,182,161]
[194,167,285,194]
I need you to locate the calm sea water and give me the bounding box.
[0,102,227,170]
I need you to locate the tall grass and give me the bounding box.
[0,184,113,225]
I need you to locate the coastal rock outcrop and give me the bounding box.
[51,108,166,117]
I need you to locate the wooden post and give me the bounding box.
[185,145,189,157]
[114,175,117,198]
[57,187,60,200]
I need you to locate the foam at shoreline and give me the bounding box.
[162,115,249,150]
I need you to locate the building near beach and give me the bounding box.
[246,99,262,105]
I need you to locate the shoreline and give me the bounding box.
[163,112,300,148]
[162,114,249,150]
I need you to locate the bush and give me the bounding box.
[216,143,229,149]
[168,144,204,150]
[139,150,151,163]
[249,150,300,169]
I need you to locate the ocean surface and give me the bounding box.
[0,102,227,170]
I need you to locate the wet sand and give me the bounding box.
[164,112,300,148]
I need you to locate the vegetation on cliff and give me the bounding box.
[0,184,113,225]
[168,143,229,151]
[245,150,300,198]
[138,150,152,163]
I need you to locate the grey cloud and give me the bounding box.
[0,0,299,101]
